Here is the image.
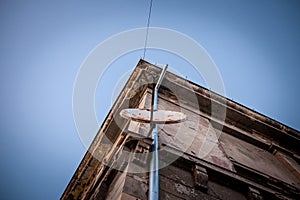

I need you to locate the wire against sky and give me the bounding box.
[143,0,154,59]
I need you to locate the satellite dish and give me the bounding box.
[120,108,187,124]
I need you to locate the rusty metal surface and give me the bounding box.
[120,108,187,124]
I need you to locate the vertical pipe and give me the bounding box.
[149,65,168,200]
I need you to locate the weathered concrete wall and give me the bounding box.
[220,133,300,188]
[62,60,300,200]
[128,90,236,172]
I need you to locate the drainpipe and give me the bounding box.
[149,64,168,200]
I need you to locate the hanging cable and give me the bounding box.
[143,0,154,60]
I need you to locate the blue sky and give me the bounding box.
[0,0,299,199]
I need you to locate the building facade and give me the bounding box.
[62,60,300,200]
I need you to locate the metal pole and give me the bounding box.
[149,64,168,200]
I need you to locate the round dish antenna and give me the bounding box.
[120,108,187,124]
